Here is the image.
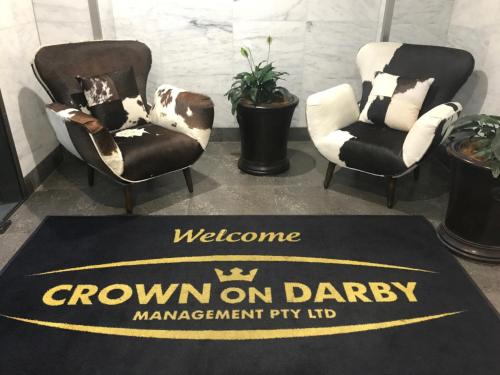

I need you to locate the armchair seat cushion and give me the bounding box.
[113,124,203,181]
[335,121,408,176]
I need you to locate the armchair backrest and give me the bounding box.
[356,42,474,115]
[33,40,152,107]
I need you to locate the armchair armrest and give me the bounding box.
[402,102,462,167]
[150,84,214,149]
[306,83,360,141]
[46,103,124,177]
[47,103,102,134]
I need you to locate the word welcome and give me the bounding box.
[42,281,417,306]
[172,228,301,243]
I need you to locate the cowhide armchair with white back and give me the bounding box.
[32,40,214,213]
[306,42,474,207]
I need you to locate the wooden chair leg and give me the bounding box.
[324,162,336,189]
[386,176,397,208]
[183,167,193,193]
[87,165,94,186]
[413,166,420,181]
[124,184,133,214]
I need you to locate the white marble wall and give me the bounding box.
[1,0,494,179]
[447,0,500,115]
[98,0,116,40]
[390,0,455,46]
[0,0,58,176]
[110,0,382,127]
[389,0,500,115]
[32,0,94,45]
[0,0,99,176]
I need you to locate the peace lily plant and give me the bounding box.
[224,35,298,176]
[225,36,291,114]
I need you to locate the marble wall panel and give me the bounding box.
[32,0,93,45]
[447,0,500,115]
[233,0,307,21]
[155,0,236,128]
[98,0,116,40]
[110,0,381,127]
[390,22,449,46]
[392,0,455,25]
[303,21,378,99]
[113,0,380,127]
[0,0,57,176]
[307,0,382,22]
[448,0,500,29]
[390,0,454,46]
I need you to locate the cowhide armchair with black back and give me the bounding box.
[306,42,474,208]
[32,40,214,213]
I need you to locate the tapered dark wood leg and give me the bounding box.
[87,165,94,186]
[124,184,133,214]
[413,166,420,181]
[386,176,397,208]
[324,162,336,189]
[183,167,193,193]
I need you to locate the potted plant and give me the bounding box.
[225,36,298,175]
[437,114,500,262]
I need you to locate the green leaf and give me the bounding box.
[489,159,500,178]
[228,37,291,105]
[249,87,258,103]
[492,132,500,159]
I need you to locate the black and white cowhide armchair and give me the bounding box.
[32,40,213,213]
[306,42,474,207]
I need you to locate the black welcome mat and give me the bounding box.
[0,216,499,374]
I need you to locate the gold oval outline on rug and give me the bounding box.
[0,311,462,340]
[31,254,436,276]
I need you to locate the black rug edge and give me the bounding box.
[1,214,498,318]
[446,254,500,319]
[0,215,51,277]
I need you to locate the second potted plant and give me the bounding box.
[438,114,500,262]
[226,36,298,175]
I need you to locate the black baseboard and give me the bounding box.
[23,145,63,195]
[210,128,311,142]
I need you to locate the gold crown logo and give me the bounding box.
[214,267,258,282]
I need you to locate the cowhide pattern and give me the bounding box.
[47,103,102,133]
[48,103,125,178]
[114,128,150,138]
[90,129,124,177]
[357,42,474,116]
[357,42,402,110]
[402,102,461,167]
[77,67,149,132]
[149,84,214,149]
[306,83,360,165]
[359,71,434,131]
[306,42,472,176]
[79,75,120,107]
[316,102,462,176]
[69,92,92,115]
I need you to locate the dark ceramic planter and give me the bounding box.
[437,139,500,262]
[236,95,299,175]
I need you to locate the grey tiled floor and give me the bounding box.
[1,142,499,311]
